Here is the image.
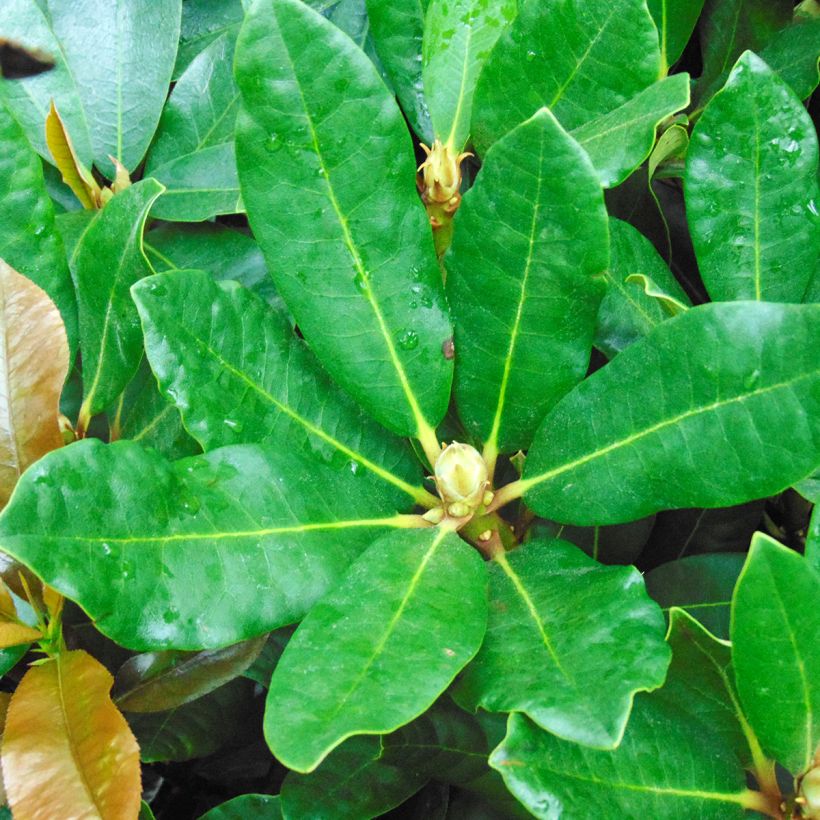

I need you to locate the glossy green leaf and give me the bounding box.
[595,218,690,358]
[570,74,690,188]
[1,0,182,176]
[447,109,608,455]
[199,795,282,820]
[0,100,78,356]
[174,0,244,80]
[264,527,487,772]
[759,18,820,100]
[521,302,820,525]
[235,0,453,443]
[0,439,412,650]
[534,516,656,566]
[422,0,516,148]
[113,635,266,712]
[732,534,820,773]
[146,32,242,221]
[470,0,661,154]
[365,0,433,141]
[75,179,164,424]
[809,497,820,572]
[686,52,820,303]
[625,274,688,316]
[645,553,746,640]
[133,270,428,506]
[647,0,706,70]
[491,701,752,818]
[454,539,669,749]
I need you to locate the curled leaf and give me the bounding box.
[45,101,101,209]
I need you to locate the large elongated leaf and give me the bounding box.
[174,0,244,79]
[759,18,820,100]
[448,110,608,456]
[491,700,754,818]
[0,439,412,650]
[133,270,428,506]
[264,527,487,772]
[235,0,452,444]
[2,650,141,820]
[470,0,661,154]
[0,100,78,355]
[422,0,516,148]
[200,795,282,820]
[454,539,669,749]
[686,52,820,303]
[76,179,164,426]
[146,32,242,221]
[647,0,706,70]
[520,302,820,524]
[732,534,820,773]
[0,261,69,506]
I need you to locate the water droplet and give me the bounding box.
[101,542,113,557]
[526,50,537,62]
[180,494,201,515]
[148,280,167,297]
[353,272,369,293]
[396,328,419,350]
[349,461,359,476]
[808,200,819,217]
[264,133,281,153]
[223,418,244,433]
[743,369,761,390]
[33,224,45,236]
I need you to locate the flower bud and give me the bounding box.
[800,765,820,818]
[434,442,489,515]
[417,140,472,210]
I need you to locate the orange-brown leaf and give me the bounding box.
[0,690,10,807]
[0,259,70,507]
[3,650,142,820]
[0,622,41,649]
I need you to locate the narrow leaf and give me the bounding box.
[2,650,141,820]
[264,527,487,772]
[732,534,820,773]
[522,302,820,524]
[686,51,820,302]
[235,0,453,443]
[45,101,99,209]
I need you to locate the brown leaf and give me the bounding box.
[0,579,41,648]
[0,259,70,507]
[3,650,141,820]
[45,101,101,209]
[0,691,10,806]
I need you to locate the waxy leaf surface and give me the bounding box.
[0,439,408,650]
[75,179,164,423]
[471,0,661,154]
[448,110,608,454]
[0,261,69,507]
[647,0,706,69]
[732,534,820,773]
[686,52,820,302]
[455,539,669,749]
[265,527,487,772]
[523,302,820,524]
[133,270,426,506]
[200,794,282,820]
[174,0,244,79]
[235,0,453,439]
[759,18,820,100]
[2,650,141,820]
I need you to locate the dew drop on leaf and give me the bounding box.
[396,329,419,350]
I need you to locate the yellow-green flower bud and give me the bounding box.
[434,442,489,516]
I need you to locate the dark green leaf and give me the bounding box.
[0,439,412,649]
[448,109,607,456]
[521,303,820,525]
[174,0,244,80]
[454,539,669,749]
[759,18,820,100]
[0,100,78,356]
[75,179,164,424]
[133,270,428,506]
[471,0,661,154]
[808,507,820,573]
[264,527,487,772]
[732,534,820,773]
[241,627,294,688]
[645,553,746,640]
[235,0,452,444]
[533,516,656,565]
[686,52,820,303]
[646,0,706,69]
[199,795,282,820]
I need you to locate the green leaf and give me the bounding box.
[647,0,706,70]
[365,0,433,141]
[521,302,820,524]
[645,553,746,640]
[0,100,78,357]
[759,18,820,100]
[133,270,428,506]
[235,0,452,444]
[686,52,820,303]
[809,507,820,573]
[454,539,669,749]
[533,517,656,566]
[421,0,517,148]
[491,701,752,818]
[1,0,182,176]
[569,74,691,188]
[0,439,412,649]
[732,534,820,773]
[470,0,662,154]
[447,109,608,456]
[625,274,688,317]
[264,527,487,772]
[146,32,242,221]
[75,179,164,425]
[594,218,690,359]
[174,0,244,80]
[199,795,282,820]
